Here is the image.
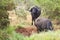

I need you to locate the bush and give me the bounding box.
[0,10,10,29]
[9,31,25,40]
[0,30,9,40]
[25,30,60,40]
[0,0,15,29]
[27,0,60,20]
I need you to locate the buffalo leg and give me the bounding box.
[31,18,33,25]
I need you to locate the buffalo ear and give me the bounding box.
[29,7,33,12]
[29,9,32,12]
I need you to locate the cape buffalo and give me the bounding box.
[29,6,41,25]
[34,17,53,32]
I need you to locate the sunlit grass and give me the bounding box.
[25,30,60,40]
[0,25,60,40]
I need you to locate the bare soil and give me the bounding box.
[15,26,37,36]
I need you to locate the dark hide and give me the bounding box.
[30,6,41,25]
[34,17,53,32]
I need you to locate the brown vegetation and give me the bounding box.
[15,26,37,36]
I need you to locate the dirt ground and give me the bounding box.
[15,26,37,36]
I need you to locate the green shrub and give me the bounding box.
[0,30,9,40]
[0,10,10,29]
[26,30,60,40]
[9,31,25,40]
[0,0,16,29]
